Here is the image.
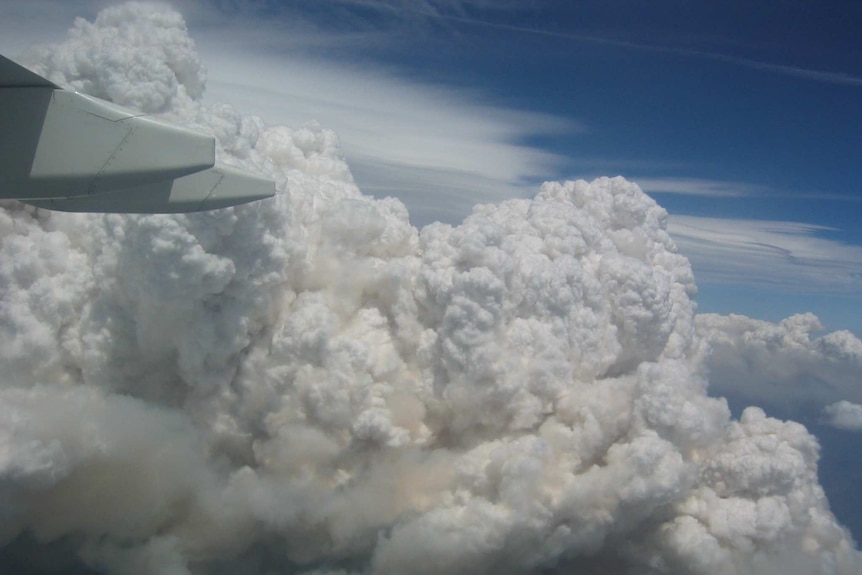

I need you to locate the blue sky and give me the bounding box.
[2,1,860,336]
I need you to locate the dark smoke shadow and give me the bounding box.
[0,533,101,575]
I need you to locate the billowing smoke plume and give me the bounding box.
[1,3,860,574]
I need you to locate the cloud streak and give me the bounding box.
[635,177,763,198]
[668,215,862,293]
[413,11,862,88]
[199,48,572,226]
[693,50,862,88]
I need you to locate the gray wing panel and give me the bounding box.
[0,88,215,200]
[1,54,275,213]
[0,55,58,88]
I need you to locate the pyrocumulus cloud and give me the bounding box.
[1,3,860,575]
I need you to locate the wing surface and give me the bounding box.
[0,55,274,212]
[0,55,58,88]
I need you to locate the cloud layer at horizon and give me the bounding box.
[696,313,862,424]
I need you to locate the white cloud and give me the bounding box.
[668,215,862,293]
[823,401,862,432]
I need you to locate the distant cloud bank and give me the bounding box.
[696,312,862,413]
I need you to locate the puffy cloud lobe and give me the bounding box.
[823,401,862,432]
[0,3,860,575]
[656,407,860,575]
[23,2,205,114]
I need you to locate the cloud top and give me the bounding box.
[0,3,859,575]
[23,2,205,113]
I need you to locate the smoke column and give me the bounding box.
[0,3,859,574]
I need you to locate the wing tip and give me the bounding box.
[0,54,59,89]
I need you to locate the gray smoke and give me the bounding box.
[1,3,860,574]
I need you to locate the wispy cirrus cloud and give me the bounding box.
[669,215,862,293]
[196,43,575,226]
[634,177,764,198]
[350,5,862,89]
[629,176,862,202]
[689,50,862,88]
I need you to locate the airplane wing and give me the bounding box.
[0,55,274,213]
